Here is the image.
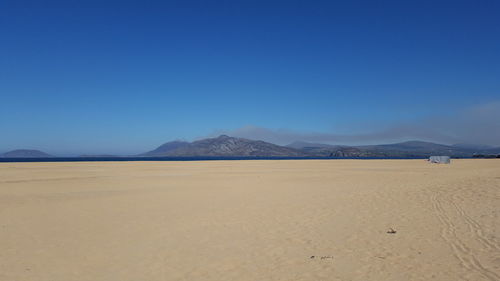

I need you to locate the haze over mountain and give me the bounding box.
[0,149,52,158]
[451,143,494,150]
[286,141,337,149]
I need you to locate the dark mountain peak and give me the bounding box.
[175,136,305,156]
[1,149,52,158]
[143,135,306,157]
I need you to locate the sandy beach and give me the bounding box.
[0,159,498,281]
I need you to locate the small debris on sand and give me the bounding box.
[310,255,333,260]
[387,228,397,234]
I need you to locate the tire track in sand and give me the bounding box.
[430,191,499,281]
[448,194,500,252]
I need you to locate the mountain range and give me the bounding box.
[142,135,500,158]
[2,136,500,158]
[0,149,53,158]
[141,135,304,157]
[286,140,500,158]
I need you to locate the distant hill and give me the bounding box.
[140,137,500,158]
[355,141,467,157]
[286,141,345,156]
[142,135,306,157]
[1,149,52,158]
[285,140,500,158]
[141,141,190,156]
[78,154,119,158]
[451,143,494,150]
[4,139,498,159]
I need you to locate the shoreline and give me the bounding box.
[0,156,467,163]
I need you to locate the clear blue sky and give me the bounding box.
[1,0,499,155]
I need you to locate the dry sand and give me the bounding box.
[0,159,499,281]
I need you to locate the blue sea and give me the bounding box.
[0,156,430,163]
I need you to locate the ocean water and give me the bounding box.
[0,156,429,163]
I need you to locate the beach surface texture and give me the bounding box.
[1,159,499,281]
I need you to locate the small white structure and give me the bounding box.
[429,156,451,164]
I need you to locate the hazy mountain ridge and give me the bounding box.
[144,135,306,157]
[143,136,500,158]
[1,149,53,158]
[284,140,500,158]
[3,138,499,158]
